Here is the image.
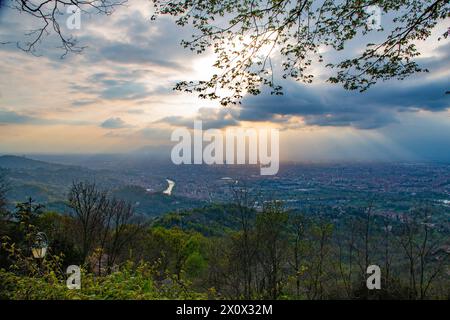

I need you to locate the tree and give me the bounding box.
[0,198,47,274]
[0,172,10,242]
[68,181,109,264]
[255,201,289,299]
[352,202,378,299]
[5,1,448,104]
[68,182,146,273]
[0,172,10,265]
[36,211,82,268]
[289,211,307,297]
[101,198,146,272]
[381,216,393,295]
[303,213,333,299]
[396,207,449,299]
[152,0,449,105]
[0,171,8,216]
[2,0,125,56]
[148,226,204,281]
[13,198,45,247]
[204,236,231,297]
[335,215,358,298]
[228,181,258,298]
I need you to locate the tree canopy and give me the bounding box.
[3,0,449,104]
[152,0,449,104]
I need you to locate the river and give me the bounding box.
[163,179,175,196]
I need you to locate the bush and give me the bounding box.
[0,261,207,300]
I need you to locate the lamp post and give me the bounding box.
[31,232,48,260]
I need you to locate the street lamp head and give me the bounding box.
[31,232,48,259]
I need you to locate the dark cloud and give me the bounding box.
[100,117,131,129]
[238,75,449,129]
[0,110,39,124]
[151,42,449,131]
[154,68,448,131]
[236,40,450,129]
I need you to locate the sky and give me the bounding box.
[0,0,449,162]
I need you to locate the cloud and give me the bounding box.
[415,42,450,75]
[237,74,449,129]
[0,109,91,126]
[0,110,39,124]
[98,43,182,69]
[99,81,151,100]
[69,74,151,102]
[71,99,99,107]
[71,71,173,102]
[233,36,450,130]
[100,117,132,129]
[158,107,240,129]
[127,109,145,114]
[83,12,196,72]
[152,40,449,131]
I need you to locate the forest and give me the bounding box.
[0,173,448,300]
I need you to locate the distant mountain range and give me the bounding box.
[0,155,67,170]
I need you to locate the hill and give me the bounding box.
[0,155,206,217]
[112,185,205,217]
[0,155,63,170]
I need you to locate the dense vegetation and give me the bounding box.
[0,175,448,300]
